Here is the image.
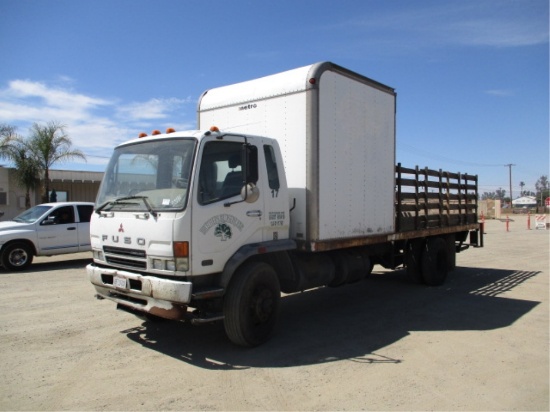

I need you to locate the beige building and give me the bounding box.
[0,167,103,220]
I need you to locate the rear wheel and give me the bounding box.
[1,242,33,271]
[421,237,449,286]
[223,262,280,347]
[405,239,425,283]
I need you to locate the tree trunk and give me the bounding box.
[42,168,50,203]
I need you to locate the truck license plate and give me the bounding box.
[113,276,127,289]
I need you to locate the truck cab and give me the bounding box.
[88,127,293,339]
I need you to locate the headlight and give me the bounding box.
[93,250,104,261]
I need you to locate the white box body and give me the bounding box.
[198,62,396,245]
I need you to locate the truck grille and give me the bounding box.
[103,246,146,258]
[103,246,147,270]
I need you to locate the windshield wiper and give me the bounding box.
[95,195,158,217]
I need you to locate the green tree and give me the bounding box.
[0,123,17,152]
[0,124,41,208]
[26,122,86,203]
[535,175,549,206]
[10,146,41,209]
[481,192,497,200]
[495,188,506,201]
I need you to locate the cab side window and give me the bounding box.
[46,206,75,225]
[77,205,94,223]
[263,145,280,192]
[198,141,258,205]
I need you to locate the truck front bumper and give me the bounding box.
[87,263,193,320]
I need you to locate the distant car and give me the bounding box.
[0,202,94,271]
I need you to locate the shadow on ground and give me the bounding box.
[0,257,92,274]
[122,266,541,370]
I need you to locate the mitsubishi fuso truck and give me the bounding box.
[88,62,482,346]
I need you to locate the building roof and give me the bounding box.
[48,169,104,183]
[511,196,537,205]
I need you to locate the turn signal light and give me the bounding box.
[173,241,189,257]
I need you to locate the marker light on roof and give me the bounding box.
[166,127,176,133]
[152,130,161,135]
[210,126,220,132]
[138,132,147,138]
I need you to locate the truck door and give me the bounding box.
[192,139,266,276]
[36,205,79,254]
[76,204,93,251]
[260,143,290,242]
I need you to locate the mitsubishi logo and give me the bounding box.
[118,224,124,233]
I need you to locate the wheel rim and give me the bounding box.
[10,248,28,267]
[250,286,274,324]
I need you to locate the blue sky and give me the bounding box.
[0,0,548,197]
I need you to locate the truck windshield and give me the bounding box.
[96,138,196,212]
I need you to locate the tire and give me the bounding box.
[363,255,374,277]
[405,239,425,283]
[421,237,449,286]
[223,262,280,347]
[1,242,33,271]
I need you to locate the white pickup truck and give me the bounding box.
[0,201,94,271]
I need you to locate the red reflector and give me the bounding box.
[309,78,316,84]
[258,246,267,254]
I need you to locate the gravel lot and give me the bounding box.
[0,216,548,411]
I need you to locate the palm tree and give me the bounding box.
[519,181,525,197]
[0,124,41,208]
[26,122,86,203]
[10,146,40,209]
[0,123,17,154]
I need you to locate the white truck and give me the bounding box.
[0,201,94,270]
[88,62,482,346]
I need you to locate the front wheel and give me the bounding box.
[223,262,280,347]
[1,242,33,271]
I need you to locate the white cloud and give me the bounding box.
[0,79,196,170]
[5,80,112,110]
[340,0,548,51]
[484,89,514,97]
[116,97,191,120]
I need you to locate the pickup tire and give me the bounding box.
[2,242,34,271]
[421,237,449,286]
[223,262,280,347]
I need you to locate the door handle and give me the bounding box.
[246,210,262,217]
[67,227,76,231]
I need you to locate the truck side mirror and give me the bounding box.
[242,144,258,185]
[224,144,260,207]
[42,216,56,225]
[241,144,259,203]
[241,183,260,203]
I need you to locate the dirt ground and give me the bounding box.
[0,216,548,411]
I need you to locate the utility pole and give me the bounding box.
[505,164,516,208]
